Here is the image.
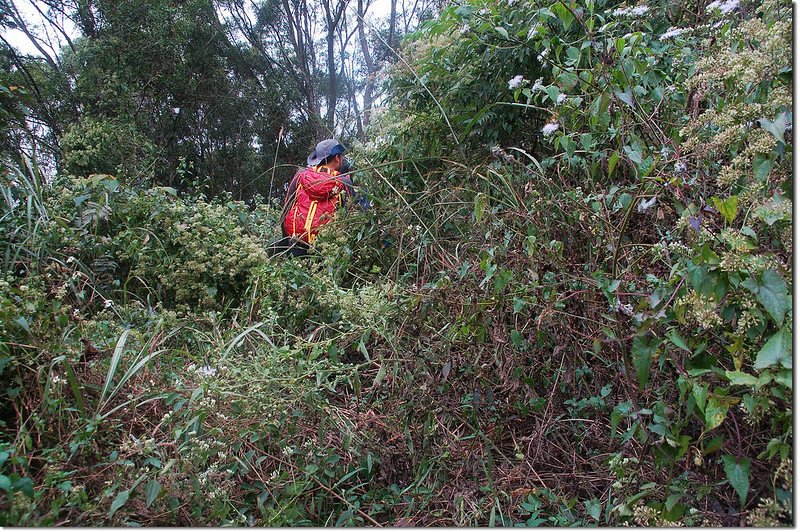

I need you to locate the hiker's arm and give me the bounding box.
[340,174,354,197]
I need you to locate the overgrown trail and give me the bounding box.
[0,0,793,526]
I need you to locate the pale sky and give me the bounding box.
[3,0,393,58]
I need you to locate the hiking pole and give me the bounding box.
[268,126,284,201]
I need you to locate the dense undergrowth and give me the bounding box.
[0,0,793,526]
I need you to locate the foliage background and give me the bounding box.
[0,0,793,526]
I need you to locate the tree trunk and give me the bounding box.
[323,0,347,132]
[357,0,376,135]
[389,0,397,48]
[326,27,336,131]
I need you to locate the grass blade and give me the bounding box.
[98,329,130,410]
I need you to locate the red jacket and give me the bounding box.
[282,167,352,244]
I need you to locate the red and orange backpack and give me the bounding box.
[282,166,348,244]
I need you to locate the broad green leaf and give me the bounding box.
[665,493,682,511]
[742,270,790,326]
[145,480,160,508]
[335,508,354,527]
[711,195,739,225]
[774,369,792,389]
[758,112,788,144]
[546,85,560,103]
[753,154,775,182]
[495,26,509,39]
[666,329,691,352]
[586,499,602,521]
[632,336,658,388]
[608,151,620,178]
[510,329,526,350]
[566,46,581,65]
[721,455,750,506]
[754,326,791,370]
[704,395,729,430]
[615,90,634,108]
[725,371,758,386]
[551,1,574,29]
[692,382,707,413]
[109,489,130,518]
[14,477,33,498]
[0,474,10,492]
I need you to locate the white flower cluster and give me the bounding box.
[508,75,527,89]
[612,5,650,16]
[706,0,739,14]
[197,365,217,377]
[615,298,634,316]
[637,196,657,213]
[537,47,550,62]
[659,27,690,40]
[556,93,567,105]
[541,122,560,137]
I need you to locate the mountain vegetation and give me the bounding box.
[0,0,792,525]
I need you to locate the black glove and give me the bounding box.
[339,157,352,175]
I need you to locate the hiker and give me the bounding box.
[268,139,354,257]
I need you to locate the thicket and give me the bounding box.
[0,0,793,526]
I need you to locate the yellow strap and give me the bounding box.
[312,165,339,176]
[304,201,318,243]
[290,182,302,236]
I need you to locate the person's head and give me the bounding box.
[307,139,346,172]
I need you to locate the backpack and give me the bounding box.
[283,167,347,244]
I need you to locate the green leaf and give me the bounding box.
[474,193,488,223]
[372,362,387,388]
[665,493,682,511]
[493,268,513,293]
[725,371,758,386]
[14,316,30,333]
[754,326,792,370]
[631,336,658,388]
[753,154,775,182]
[546,85,560,103]
[494,26,509,39]
[615,90,634,108]
[335,508,354,527]
[109,489,130,518]
[608,151,620,177]
[0,474,10,492]
[711,195,739,225]
[666,329,691,352]
[585,499,602,521]
[742,270,790,326]
[758,112,788,144]
[774,369,792,389]
[551,2,574,29]
[510,330,526,350]
[566,46,581,65]
[14,477,33,498]
[721,455,750,506]
[145,480,160,508]
[705,396,729,430]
